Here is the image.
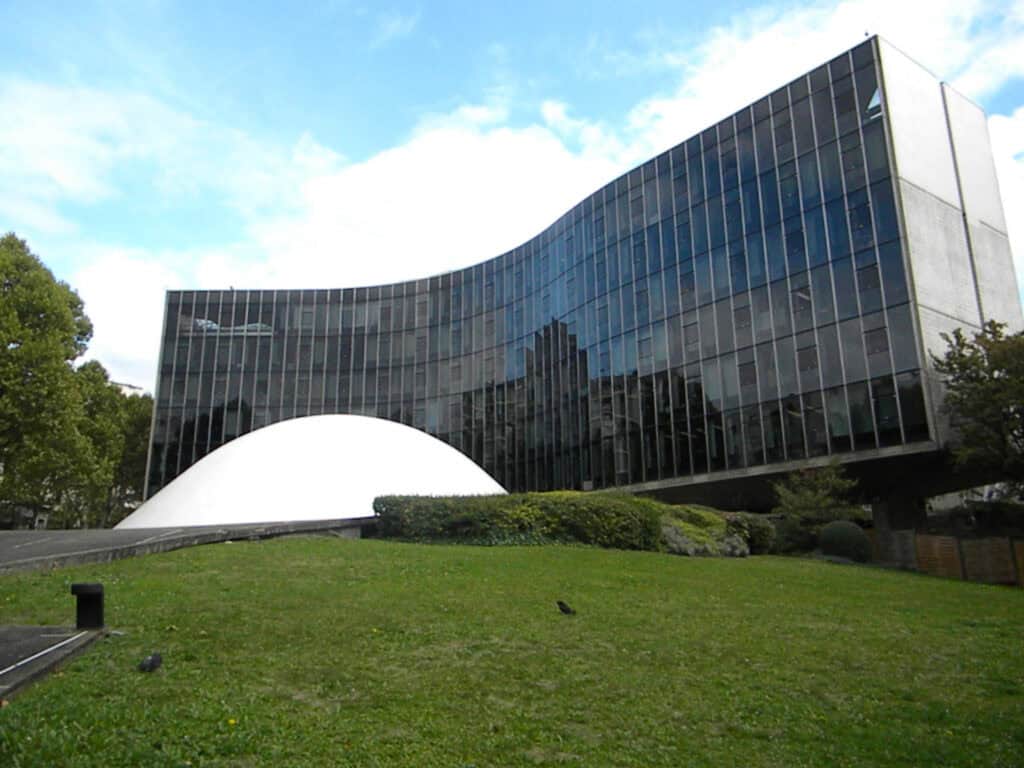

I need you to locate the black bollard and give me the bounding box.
[70,583,104,629]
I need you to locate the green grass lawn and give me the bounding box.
[1,538,1022,767]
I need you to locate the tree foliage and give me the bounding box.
[110,391,153,526]
[933,320,1024,496]
[771,460,861,523]
[770,461,862,552]
[0,233,151,528]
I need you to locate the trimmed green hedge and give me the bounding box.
[375,492,777,556]
[819,520,872,562]
[374,491,664,550]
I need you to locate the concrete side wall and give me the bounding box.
[942,84,1023,331]
[914,304,974,445]
[878,41,960,209]
[968,222,1024,330]
[879,38,1024,447]
[942,85,1007,232]
[896,180,981,329]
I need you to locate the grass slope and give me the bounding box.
[1,538,1022,767]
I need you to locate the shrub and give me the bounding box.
[819,520,872,563]
[663,504,728,534]
[373,491,664,551]
[661,518,720,556]
[772,515,818,553]
[771,461,862,525]
[721,511,777,555]
[660,504,749,557]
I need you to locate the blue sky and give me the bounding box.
[2,0,1022,389]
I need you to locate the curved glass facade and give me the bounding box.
[146,38,934,499]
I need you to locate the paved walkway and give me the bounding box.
[0,517,376,574]
[0,626,104,700]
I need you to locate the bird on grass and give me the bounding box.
[556,600,576,615]
[138,652,162,672]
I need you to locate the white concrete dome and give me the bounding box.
[116,414,506,528]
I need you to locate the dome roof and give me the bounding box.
[116,414,506,528]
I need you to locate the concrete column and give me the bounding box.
[872,497,925,569]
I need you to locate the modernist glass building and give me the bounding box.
[145,37,1021,506]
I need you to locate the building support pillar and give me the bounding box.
[872,497,926,569]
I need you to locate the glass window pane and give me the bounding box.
[771,279,792,336]
[863,120,890,182]
[897,371,929,442]
[803,390,828,456]
[887,303,918,372]
[716,298,734,354]
[699,304,717,358]
[826,198,851,260]
[733,296,752,352]
[879,241,908,306]
[791,273,814,332]
[693,254,711,307]
[833,258,858,320]
[744,405,764,465]
[804,206,828,267]
[760,169,781,226]
[825,385,852,453]
[818,323,843,388]
[820,141,844,201]
[747,232,767,288]
[776,336,798,397]
[766,224,786,282]
[763,402,784,462]
[721,353,739,411]
[857,262,882,314]
[812,89,836,143]
[756,341,778,401]
[848,381,875,449]
[793,99,815,155]
[729,245,748,294]
[872,375,901,446]
[848,192,874,252]
[871,180,899,244]
[799,152,822,208]
[783,394,805,459]
[755,119,775,170]
[752,286,773,343]
[811,264,836,326]
[865,325,892,378]
[840,317,866,382]
[738,127,756,180]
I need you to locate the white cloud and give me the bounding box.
[245,111,619,290]
[0,80,188,229]
[0,77,337,243]
[370,10,420,49]
[71,247,187,389]
[599,0,1022,161]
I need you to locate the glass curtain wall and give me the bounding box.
[147,38,930,498]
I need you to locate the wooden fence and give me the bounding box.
[874,531,1023,586]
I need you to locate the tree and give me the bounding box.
[108,392,153,526]
[0,233,94,527]
[64,361,127,528]
[933,320,1024,497]
[0,233,154,528]
[771,460,861,522]
[771,460,862,552]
